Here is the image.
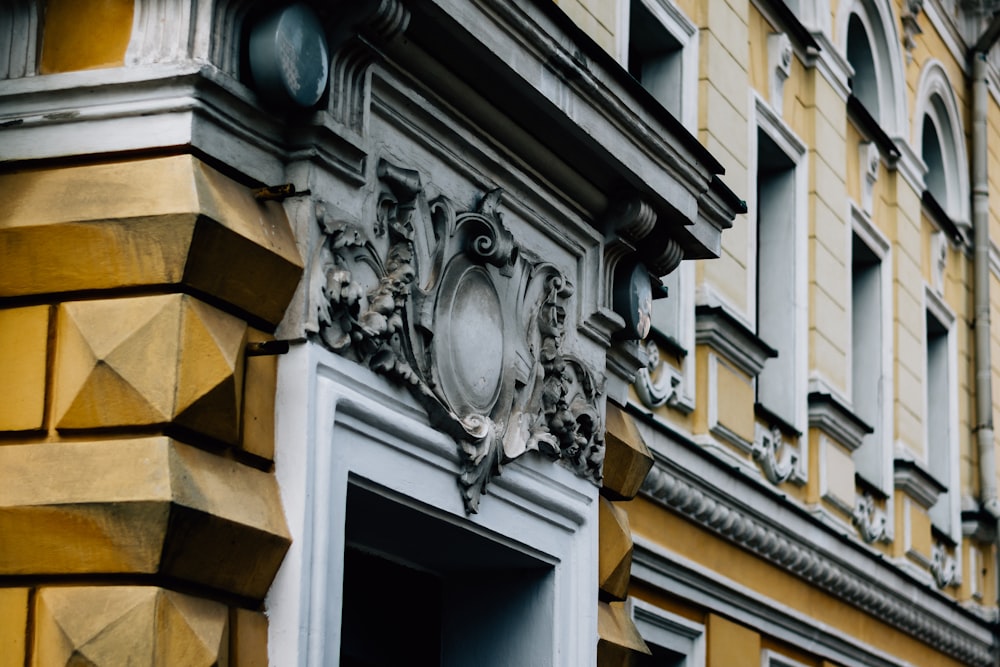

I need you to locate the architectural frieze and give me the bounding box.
[641,459,994,666]
[311,158,606,512]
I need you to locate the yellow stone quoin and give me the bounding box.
[0,155,303,326]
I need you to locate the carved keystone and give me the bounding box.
[597,600,651,667]
[599,496,634,601]
[602,405,654,500]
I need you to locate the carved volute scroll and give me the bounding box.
[312,158,606,512]
[752,423,798,485]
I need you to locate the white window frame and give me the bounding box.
[849,203,893,497]
[834,0,909,138]
[761,649,812,667]
[617,0,699,130]
[749,93,808,434]
[268,345,599,666]
[923,285,960,546]
[913,60,970,227]
[631,598,706,666]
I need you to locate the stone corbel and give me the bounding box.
[860,141,880,216]
[767,32,793,113]
[931,541,958,588]
[852,492,889,544]
[602,197,684,399]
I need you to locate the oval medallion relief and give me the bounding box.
[435,263,505,415]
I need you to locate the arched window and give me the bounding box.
[837,0,907,137]
[914,61,969,224]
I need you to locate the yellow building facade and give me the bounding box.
[1,0,999,665]
[559,0,1000,664]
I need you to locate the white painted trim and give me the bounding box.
[762,648,812,667]
[923,284,962,550]
[922,0,969,77]
[632,537,913,667]
[619,0,699,131]
[751,93,809,437]
[268,343,598,666]
[833,0,909,138]
[913,59,972,226]
[850,203,895,498]
[631,598,706,666]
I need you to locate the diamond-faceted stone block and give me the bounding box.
[55,296,180,430]
[599,496,634,601]
[602,405,654,501]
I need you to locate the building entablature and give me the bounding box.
[634,418,996,667]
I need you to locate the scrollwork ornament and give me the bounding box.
[931,542,958,589]
[852,493,888,544]
[634,340,681,409]
[752,424,798,485]
[313,159,605,513]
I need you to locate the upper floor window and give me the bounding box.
[915,61,969,227]
[753,97,807,431]
[925,289,958,541]
[620,0,698,128]
[838,0,907,137]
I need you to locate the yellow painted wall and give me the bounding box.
[40,0,134,74]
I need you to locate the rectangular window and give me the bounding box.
[756,129,798,426]
[851,231,886,488]
[925,304,954,535]
[622,0,697,129]
[631,598,705,667]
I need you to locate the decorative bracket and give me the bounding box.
[931,541,958,588]
[752,423,799,485]
[634,340,682,410]
[767,32,793,113]
[852,493,889,544]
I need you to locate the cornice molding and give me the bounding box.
[640,458,993,666]
[695,305,777,377]
[807,391,872,452]
[809,31,852,102]
[894,457,947,509]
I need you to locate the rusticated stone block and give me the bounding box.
[0,306,49,431]
[0,438,289,599]
[596,600,650,667]
[602,404,654,500]
[599,496,633,601]
[230,608,268,667]
[241,329,278,462]
[0,587,30,667]
[1,155,302,325]
[54,295,246,444]
[33,586,228,666]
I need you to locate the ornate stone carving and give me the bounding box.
[752,423,798,485]
[313,159,605,512]
[860,141,880,215]
[932,230,947,295]
[634,340,682,410]
[852,492,889,543]
[931,541,958,589]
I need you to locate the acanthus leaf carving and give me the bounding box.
[314,158,605,512]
